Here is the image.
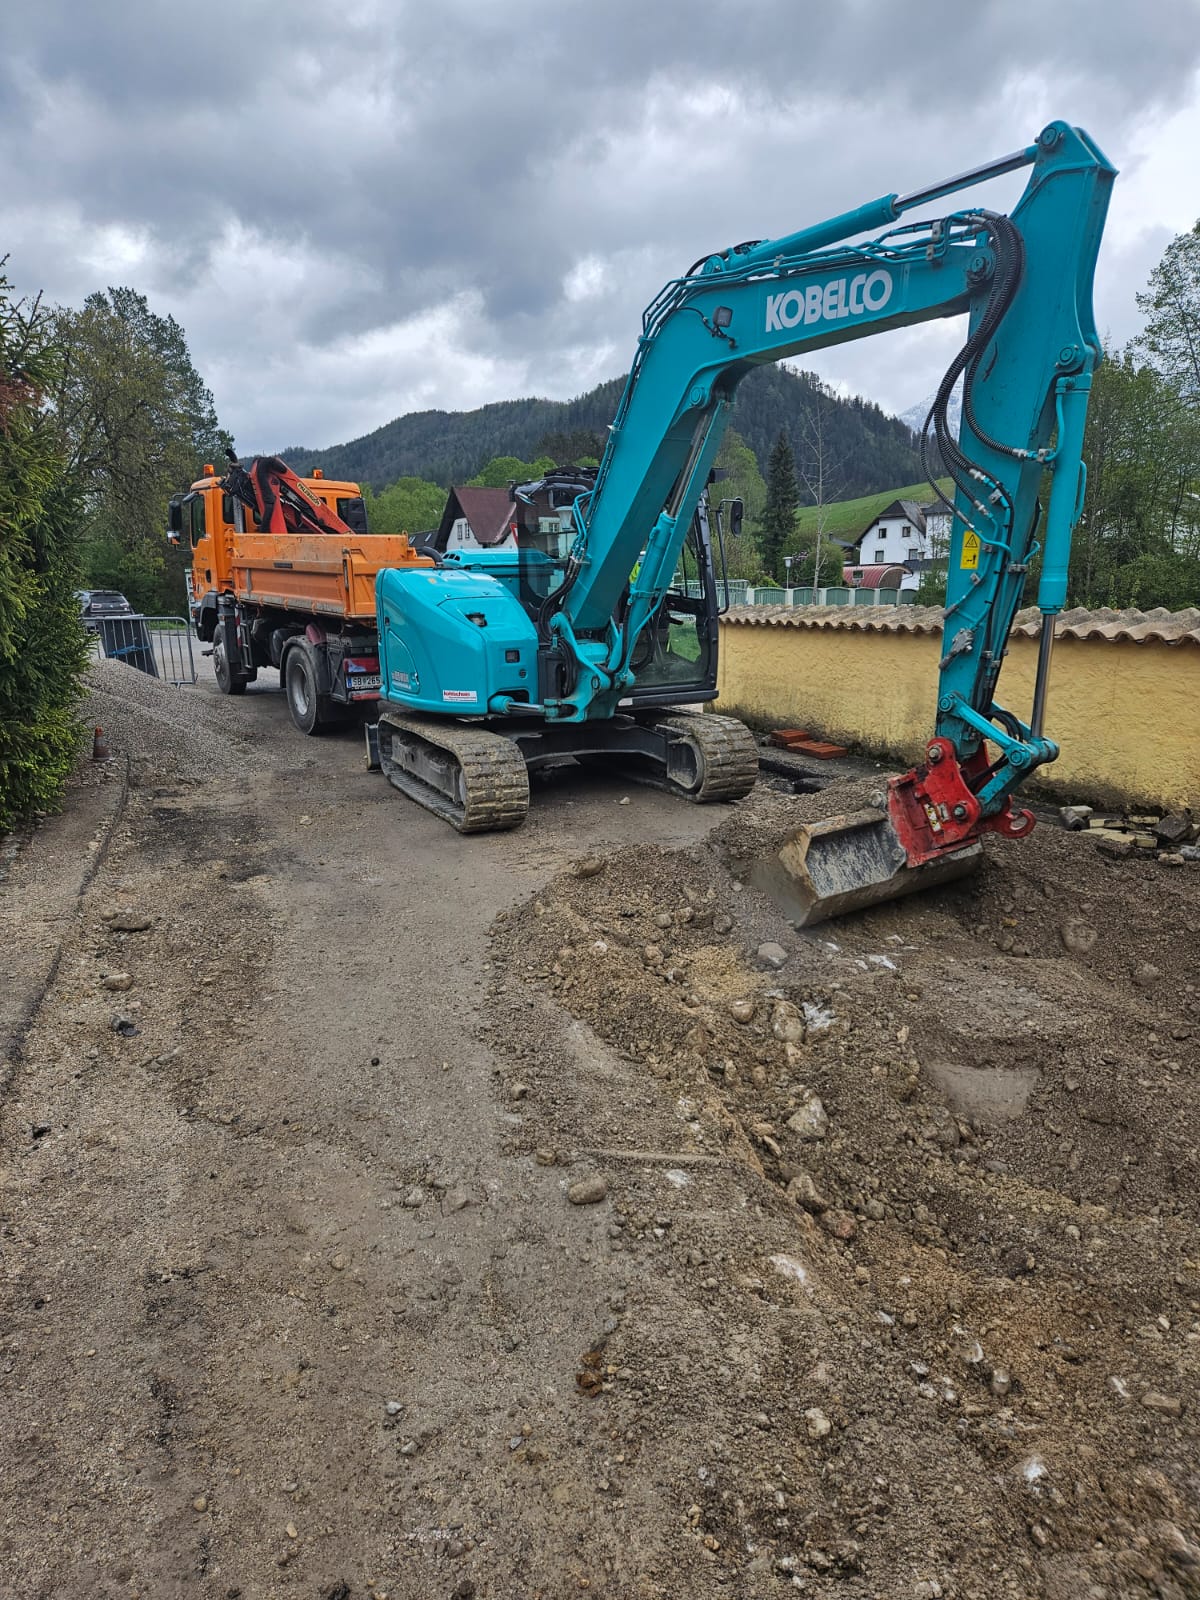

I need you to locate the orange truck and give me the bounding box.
[169,454,432,732]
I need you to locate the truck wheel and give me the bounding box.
[213,623,248,696]
[284,643,343,735]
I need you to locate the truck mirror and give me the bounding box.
[167,496,183,535]
[730,498,744,537]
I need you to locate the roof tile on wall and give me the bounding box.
[722,604,1200,646]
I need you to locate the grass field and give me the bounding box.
[794,478,952,545]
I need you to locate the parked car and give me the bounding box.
[79,589,136,630]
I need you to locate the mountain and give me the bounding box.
[898,380,962,440]
[277,365,923,500]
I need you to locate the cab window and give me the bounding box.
[184,494,207,548]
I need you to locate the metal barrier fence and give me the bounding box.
[93,616,197,685]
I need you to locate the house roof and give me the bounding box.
[437,486,518,547]
[842,563,908,589]
[852,498,928,547]
[721,604,1200,646]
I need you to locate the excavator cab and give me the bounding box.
[625,505,720,702]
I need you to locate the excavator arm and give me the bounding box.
[536,121,1114,918]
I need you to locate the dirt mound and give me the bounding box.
[488,780,1200,1597]
[82,658,271,781]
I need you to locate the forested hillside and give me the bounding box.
[278,365,922,498]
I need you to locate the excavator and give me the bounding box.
[369,120,1114,923]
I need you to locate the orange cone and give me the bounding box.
[92,726,110,761]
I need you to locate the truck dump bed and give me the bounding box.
[226,532,433,623]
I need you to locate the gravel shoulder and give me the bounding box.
[2,661,1197,1600]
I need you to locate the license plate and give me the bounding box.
[348,673,381,690]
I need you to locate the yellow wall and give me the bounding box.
[717,620,1200,809]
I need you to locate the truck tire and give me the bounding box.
[284,642,343,735]
[213,622,249,696]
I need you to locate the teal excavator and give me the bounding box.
[369,121,1115,924]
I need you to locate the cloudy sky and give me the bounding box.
[3,0,1199,453]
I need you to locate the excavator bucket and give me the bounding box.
[750,805,983,927]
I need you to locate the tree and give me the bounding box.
[364,475,447,536]
[1073,349,1200,608]
[536,426,607,465]
[1135,222,1200,405]
[759,431,799,581]
[794,379,846,590]
[54,288,231,613]
[0,272,89,831]
[466,454,555,489]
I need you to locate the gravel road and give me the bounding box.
[2,659,1197,1600]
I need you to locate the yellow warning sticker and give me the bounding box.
[960,529,981,570]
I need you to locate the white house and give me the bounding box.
[435,487,519,553]
[851,498,951,592]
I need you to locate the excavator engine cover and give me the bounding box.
[751,805,982,927]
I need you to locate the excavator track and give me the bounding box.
[647,712,760,803]
[376,712,529,833]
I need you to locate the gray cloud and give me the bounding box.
[3,0,1198,448]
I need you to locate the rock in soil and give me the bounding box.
[567,1175,608,1206]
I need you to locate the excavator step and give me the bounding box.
[375,712,529,833]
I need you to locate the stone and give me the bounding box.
[101,972,134,991]
[771,1002,806,1045]
[1140,1390,1182,1417]
[568,1175,608,1206]
[1133,962,1161,989]
[728,998,755,1024]
[1059,805,1093,830]
[786,1173,829,1214]
[401,1186,425,1208]
[573,857,606,879]
[1158,853,1186,866]
[990,1366,1012,1398]
[534,1148,557,1166]
[1181,845,1200,862]
[713,914,734,935]
[820,1209,857,1241]
[804,1407,831,1440]
[108,911,152,933]
[330,1253,346,1271]
[1059,918,1097,955]
[757,942,788,971]
[445,1187,471,1212]
[1155,811,1195,847]
[192,1495,208,1513]
[508,1082,529,1102]
[642,945,664,968]
[385,1400,403,1415]
[787,1094,828,1142]
[1096,835,1135,860]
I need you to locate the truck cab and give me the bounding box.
[169,466,369,638]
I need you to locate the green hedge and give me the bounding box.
[0,280,89,833]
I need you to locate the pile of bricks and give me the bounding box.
[1061,804,1199,864]
[769,727,850,761]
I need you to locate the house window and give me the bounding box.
[875,548,885,563]
[907,547,920,562]
[902,524,911,535]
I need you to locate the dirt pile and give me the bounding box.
[488,779,1200,1598]
[82,658,272,781]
